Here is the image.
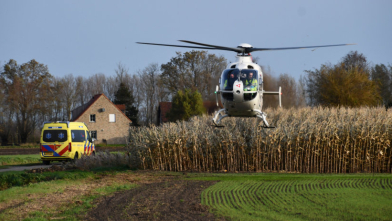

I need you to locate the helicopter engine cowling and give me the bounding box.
[232,80,244,102]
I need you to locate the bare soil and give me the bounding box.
[88,179,223,221]
[1,170,140,219]
[0,146,126,155]
[0,170,224,221]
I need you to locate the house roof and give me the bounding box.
[72,94,132,123]
[158,102,172,123]
[115,104,126,112]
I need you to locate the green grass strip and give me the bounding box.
[0,166,130,191]
[190,173,392,221]
[0,154,41,166]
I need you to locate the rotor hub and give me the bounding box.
[237,43,253,48]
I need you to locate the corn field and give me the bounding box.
[128,107,392,173]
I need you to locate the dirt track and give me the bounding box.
[0,147,127,155]
[88,179,223,221]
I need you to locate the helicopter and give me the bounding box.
[137,40,354,128]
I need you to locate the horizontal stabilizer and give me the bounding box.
[263,87,282,107]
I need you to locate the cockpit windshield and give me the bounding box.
[240,69,258,91]
[220,69,258,91]
[221,69,240,90]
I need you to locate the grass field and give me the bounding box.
[0,154,41,166]
[0,151,127,168]
[196,173,392,220]
[0,167,138,220]
[0,144,40,149]
[2,166,392,220]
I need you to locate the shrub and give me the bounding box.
[69,151,140,171]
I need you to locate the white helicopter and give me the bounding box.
[137,40,353,128]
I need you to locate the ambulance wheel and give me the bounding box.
[43,160,51,165]
[72,152,79,162]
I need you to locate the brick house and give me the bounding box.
[71,94,132,144]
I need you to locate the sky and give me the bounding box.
[1,0,391,81]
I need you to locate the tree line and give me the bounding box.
[1,50,390,144]
[304,51,392,108]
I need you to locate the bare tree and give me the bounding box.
[277,74,297,108]
[260,66,279,108]
[75,76,88,107]
[59,74,78,120]
[160,51,227,100]
[297,75,306,107]
[115,62,128,84]
[130,74,144,113]
[0,59,54,143]
[371,64,392,108]
[87,73,106,96]
[342,51,369,72]
[49,78,65,120]
[0,85,14,144]
[103,76,118,101]
[138,63,162,125]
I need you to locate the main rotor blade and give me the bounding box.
[136,42,218,50]
[249,43,356,52]
[179,40,245,53]
[137,41,355,53]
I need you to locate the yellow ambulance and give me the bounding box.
[40,121,95,165]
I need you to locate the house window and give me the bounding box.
[90,114,96,122]
[91,131,97,140]
[109,114,116,122]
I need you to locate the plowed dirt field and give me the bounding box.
[88,180,223,221]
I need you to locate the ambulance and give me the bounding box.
[40,121,95,165]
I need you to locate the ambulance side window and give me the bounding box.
[71,130,86,142]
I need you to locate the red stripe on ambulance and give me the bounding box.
[58,145,69,156]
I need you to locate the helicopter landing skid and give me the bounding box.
[260,125,276,129]
[254,110,275,129]
[212,109,228,127]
